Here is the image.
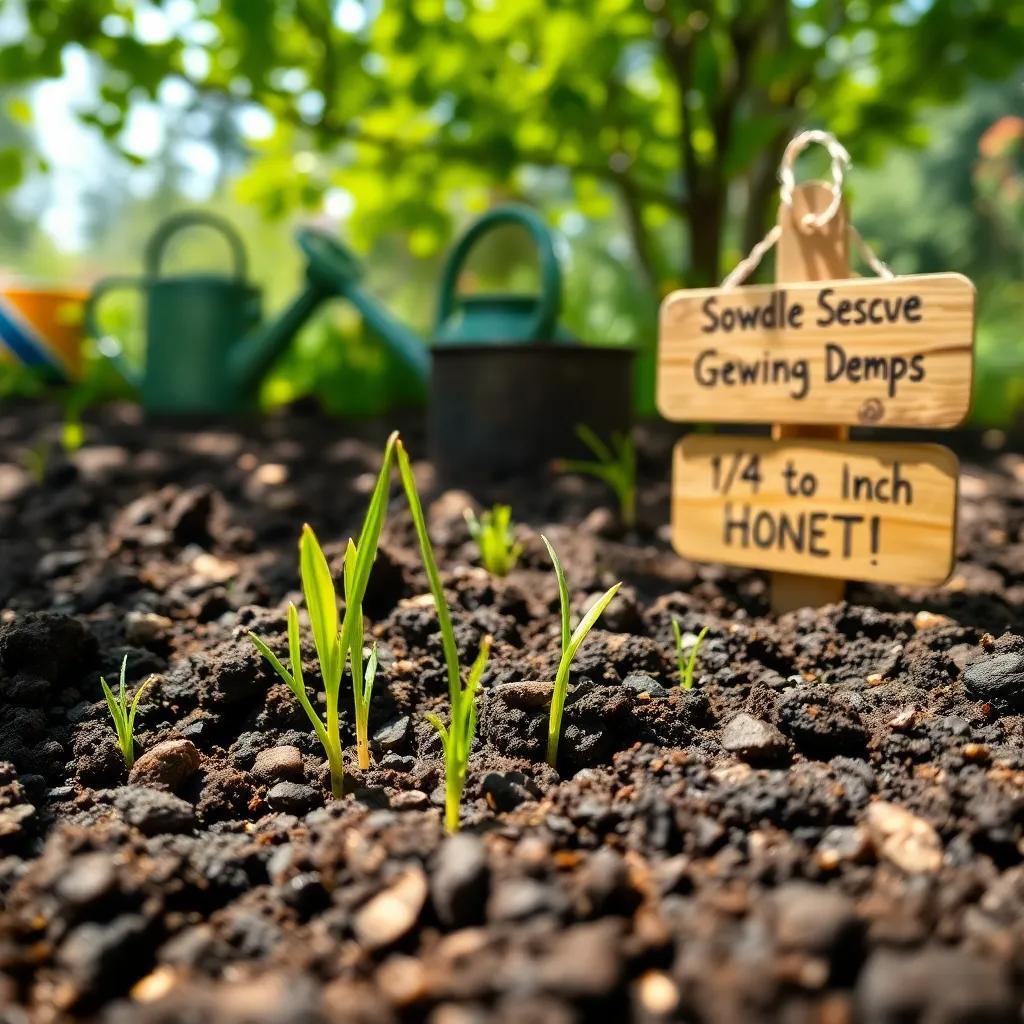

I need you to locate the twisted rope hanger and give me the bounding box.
[721,128,893,289]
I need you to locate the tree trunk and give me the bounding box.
[687,185,726,287]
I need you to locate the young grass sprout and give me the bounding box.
[543,536,620,768]
[398,440,491,833]
[249,432,397,797]
[558,425,637,530]
[425,637,492,834]
[673,621,709,690]
[465,504,523,577]
[100,655,155,769]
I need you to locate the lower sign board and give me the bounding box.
[672,436,959,586]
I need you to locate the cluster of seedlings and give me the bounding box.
[101,431,706,832]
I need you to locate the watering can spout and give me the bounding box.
[232,226,430,389]
[230,285,322,394]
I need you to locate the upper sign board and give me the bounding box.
[657,273,975,428]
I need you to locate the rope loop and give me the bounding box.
[719,129,894,288]
[778,128,850,229]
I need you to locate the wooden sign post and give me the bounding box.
[657,131,975,613]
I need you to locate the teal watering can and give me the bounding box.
[85,211,429,414]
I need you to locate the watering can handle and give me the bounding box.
[435,205,561,340]
[144,211,248,281]
[84,276,147,388]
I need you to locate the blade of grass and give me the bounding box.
[542,535,571,653]
[680,625,710,690]
[300,524,340,691]
[396,441,460,706]
[546,582,621,768]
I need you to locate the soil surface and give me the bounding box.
[1,401,1023,1024]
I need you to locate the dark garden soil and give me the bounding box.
[2,400,1024,1024]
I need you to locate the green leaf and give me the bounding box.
[566,583,621,660]
[300,523,340,688]
[397,440,461,705]
[100,675,126,740]
[250,630,294,689]
[127,674,155,738]
[287,602,305,693]
[425,711,450,746]
[547,580,620,768]
[364,643,379,708]
[250,629,330,746]
[541,535,571,654]
[118,653,127,708]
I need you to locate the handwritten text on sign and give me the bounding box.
[672,436,959,586]
[658,273,975,428]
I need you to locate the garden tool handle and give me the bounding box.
[435,204,562,341]
[144,211,248,281]
[84,275,147,387]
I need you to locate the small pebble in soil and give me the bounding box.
[720,712,789,765]
[538,919,623,998]
[964,652,1024,708]
[56,914,149,998]
[373,715,412,753]
[489,877,566,923]
[354,867,428,951]
[251,745,304,784]
[55,852,117,909]
[266,781,319,814]
[112,787,196,835]
[125,610,173,646]
[864,801,942,874]
[482,771,542,812]
[816,826,871,870]
[856,946,1014,1022]
[771,882,859,956]
[622,672,668,698]
[128,739,200,791]
[391,790,430,811]
[431,833,489,927]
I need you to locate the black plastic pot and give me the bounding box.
[428,342,634,488]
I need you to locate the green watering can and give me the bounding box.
[85,211,429,414]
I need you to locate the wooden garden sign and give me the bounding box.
[657,131,976,612]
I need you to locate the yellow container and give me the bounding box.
[0,284,87,380]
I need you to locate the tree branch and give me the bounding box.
[615,174,660,295]
[180,72,684,213]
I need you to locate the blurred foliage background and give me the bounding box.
[0,0,1022,424]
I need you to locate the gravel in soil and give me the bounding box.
[1,401,1024,1023]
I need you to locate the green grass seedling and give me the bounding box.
[100,655,155,769]
[465,504,523,577]
[558,425,637,530]
[543,536,620,768]
[673,621,709,690]
[425,636,492,834]
[250,432,397,796]
[397,441,492,833]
